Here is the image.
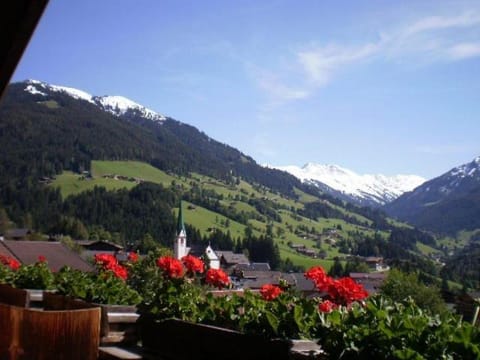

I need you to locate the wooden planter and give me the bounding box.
[140,318,291,360]
[96,303,139,345]
[0,283,45,308]
[43,292,139,345]
[0,301,100,360]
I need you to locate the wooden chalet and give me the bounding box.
[349,272,387,295]
[0,240,93,272]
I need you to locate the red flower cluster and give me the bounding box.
[127,252,139,263]
[156,256,184,278]
[305,266,368,307]
[181,255,204,274]
[38,255,47,263]
[0,254,20,270]
[305,266,331,292]
[205,268,230,289]
[318,300,337,313]
[94,253,128,280]
[260,284,282,301]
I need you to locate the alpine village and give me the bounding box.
[1,2,480,360]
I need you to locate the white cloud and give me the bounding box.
[250,10,480,108]
[297,42,381,86]
[402,12,480,37]
[447,42,480,59]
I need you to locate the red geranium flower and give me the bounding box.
[38,255,46,263]
[328,277,368,305]
[156,256,184,278]
[94,253,117,268]
[260,284,282,301]
[0,254,20,271]
[127,252,139,263]
[205,268,230,289]
[111,263,128,280]
[304,266,332,292]
[181,255,204,274]
[305,266,368,307]
[318,300,337,313]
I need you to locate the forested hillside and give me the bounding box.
[0,81,442,273]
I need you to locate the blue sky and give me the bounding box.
[12,0,480,179]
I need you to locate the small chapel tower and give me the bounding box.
[174,201,188,259]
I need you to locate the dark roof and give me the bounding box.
[290,273,317,292]
[242,270,282,279]
[0,0,49,99]
[349,272,387,295]
[241,272,282,289]
[234,262,271,272]
[349,272,387,280]
[4,228,31,239]
[76,240,123,250]
[217,251,249,265]
[0,241,17,260]
[2,240,93,272]
[240,273,296,289]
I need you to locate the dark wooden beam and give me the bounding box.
[0,0,49,100]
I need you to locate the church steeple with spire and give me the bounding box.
[174,200,187,259]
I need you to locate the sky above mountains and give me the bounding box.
[11,0,480,179]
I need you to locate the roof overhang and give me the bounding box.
[0,0,49,100]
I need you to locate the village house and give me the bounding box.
[3,228,33,240]
[349,272,387,295]
[0,239,93,272]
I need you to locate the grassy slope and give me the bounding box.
[51,160,412,270]
[53,171,136,198]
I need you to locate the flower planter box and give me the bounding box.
[0,300,100,359]
[0,283,48,308]
[140,318,291,360]
[97,303,139,345]
[0,283,29,307]
[43,292,139,345]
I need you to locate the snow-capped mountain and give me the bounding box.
[274,163,425,206]
[384,156,480,233]
[23,79,166,123]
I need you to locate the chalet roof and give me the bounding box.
[349,272,387,295]
[75,240,123,250]
[216,251,249,265]
[289,273,317,292]
[234,262,271,272]
[4,228,31,239]
[239,272,296,289]
[0,241,17,260]
[2,240,93,272]
[349,272,387,280]
[241,270,282,279]
[241,271,282,289]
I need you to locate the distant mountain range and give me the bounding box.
[273,163,425,207]
[384,156,480,234]
[8,79,480,237]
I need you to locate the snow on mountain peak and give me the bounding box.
[274,162,426,205]
[22,80,166,122]
[25,79,94,103]
[94,95,166,122]
[447,156,480,182]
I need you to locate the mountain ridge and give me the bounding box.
[384,156,480,234]
[273,163,425,207]
[24,79,167,123]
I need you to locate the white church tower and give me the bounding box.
[174,201,188,259]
